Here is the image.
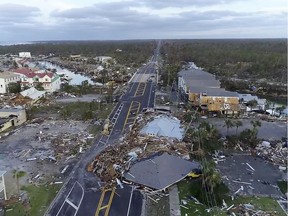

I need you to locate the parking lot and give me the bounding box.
[217,154,286,197]
[208,118,287,140]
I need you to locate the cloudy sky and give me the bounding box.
[0,0,287,41]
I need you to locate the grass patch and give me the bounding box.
[4,202,25,216]
[88,124,102,135]
[146,195,170,216]
[177,179,227,216]
[28,102,114,121]
[177,179,286,216]
[230,196,286,216]
[14,170,26,179]
[4,184,62,216]
[277,181,287,195]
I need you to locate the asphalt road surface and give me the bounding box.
[217,154,285,197]
[46,41,161,216]
[207,118,287,140]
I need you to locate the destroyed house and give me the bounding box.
[0,108,26,132]
[20,87,46,104]
[140,115,184,140]
[0,72,21,94]
[124,152,200,190]
[178,68,240,114]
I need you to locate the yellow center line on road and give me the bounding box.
[104,188,115,216]
[122,101,141,132]
[95,189,107,216]
[134,82,142,96]
[134,83,147,97]
[95,188,116,216]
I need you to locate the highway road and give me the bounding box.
[46,41,161,216]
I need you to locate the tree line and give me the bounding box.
[0,40,156,67]
[161,39,287,83]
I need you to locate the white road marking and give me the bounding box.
[73,181,84,216]
[66,199,78,210]
[56,181,84,216]
[126,186,134,216]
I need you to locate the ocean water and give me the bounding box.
[0,41,34,46]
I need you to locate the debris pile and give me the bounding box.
[9,119,92,163]
[51,133,89,160]
[87,135,189,186]
[227,203,279,216]
[256,141,287,167]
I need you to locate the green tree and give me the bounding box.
[234,120,243,135]
[8,82,21,93]
[202,160,221,193]
[224,119,234,135]
[276,105,286,115]
[264,101,271,113]
[250,120,261,131]
[239,120,261,149]
[239,129,258,149]
[82,110,93,120]
[12,170,26,195]
[12,60,18,69]
[61,107,71,119]
[35,83,44,91]
[247,99,258,110]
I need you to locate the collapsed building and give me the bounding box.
[88,114,200,192]
[124,152,199,191]
[0,108,26,133]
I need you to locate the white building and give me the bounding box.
[13,68,61,92]
[95,56,113,63]
[238,94,267,110]
[20,87,46,103]
[19,52,31,58]
[0,72,21,94]
[0,170,7,200]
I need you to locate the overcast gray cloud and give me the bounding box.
[0,0,286,41]
[136,0,246,9]
[0,3,40,24]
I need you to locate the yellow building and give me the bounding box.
[0,108,27,132]
[178,68,240,114]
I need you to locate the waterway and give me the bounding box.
[29,61,102,86]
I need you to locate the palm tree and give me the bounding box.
[247,99,258,111]
[264,101,271,114]
[276,105,286,116]
[202,160,221,193]
[199,121,218,139]
[234,120,243,135]
[224,119,234,135]
[250,120,261,131]
[12,170,26,195]
[194,112,201,123]
[250,120,261,140]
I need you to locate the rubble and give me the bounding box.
[88,135,189,186]
[255,141,287,167]
[227,203,280,216]
[88,114,191,189]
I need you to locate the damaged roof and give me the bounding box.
[140,115,184,140]
[178,68,220,88]
[20,87,45,100]
[124,152,200,190]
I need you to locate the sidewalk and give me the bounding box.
[169,185,181,216]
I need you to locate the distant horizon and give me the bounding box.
[0,37,286,46]
[0,0,286,41]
